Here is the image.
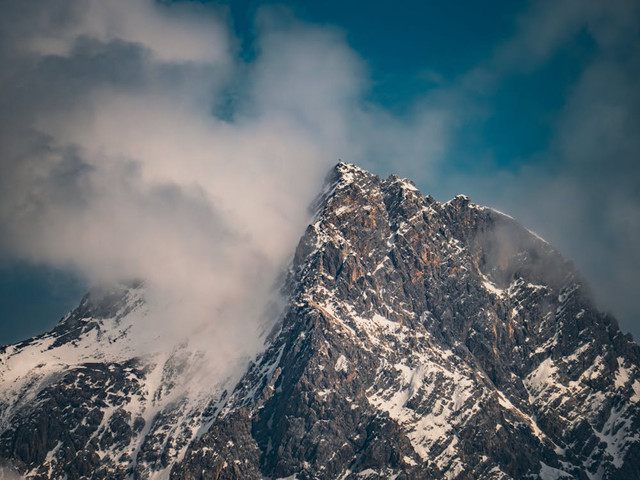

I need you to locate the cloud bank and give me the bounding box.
[0,0,449,369]
[0,0,332,360]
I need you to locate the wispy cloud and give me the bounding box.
[438,0,640,337]
[0,1,453,371]
[0,1,335,363]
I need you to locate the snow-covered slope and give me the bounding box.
[0,285,241,479]
[1,162,639,479]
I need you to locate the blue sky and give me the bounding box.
[1,0,639,343]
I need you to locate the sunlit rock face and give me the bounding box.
[1,162,639,479]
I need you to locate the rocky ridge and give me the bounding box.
[1,162,639,479]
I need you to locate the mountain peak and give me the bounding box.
[1,162,639,480]
[331,160,374,187]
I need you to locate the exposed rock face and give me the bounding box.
[1,162,639,479]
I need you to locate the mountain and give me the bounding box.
[1,162,639,479]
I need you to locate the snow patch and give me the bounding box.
[614,358,632,389]
[539,461,571,479]
[335,355,349,373]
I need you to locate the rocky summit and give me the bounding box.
[1,162,639,479]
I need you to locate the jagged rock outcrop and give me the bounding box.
[1,162,639,479]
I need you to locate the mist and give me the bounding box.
[0,1,340,363]
[0,0,451,377]
[433,0,640,338]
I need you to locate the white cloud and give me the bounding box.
[0,1,456,376]
[22,0,231,64]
